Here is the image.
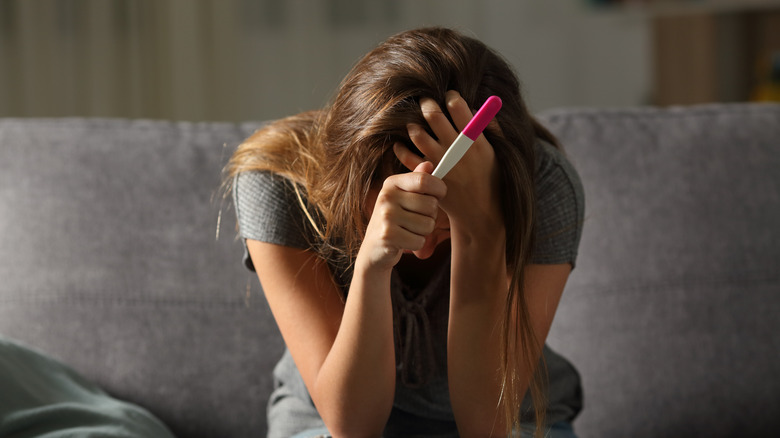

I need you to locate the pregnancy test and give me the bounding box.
[431,95,502,179]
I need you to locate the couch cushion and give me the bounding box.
[0,118,284,437]
[539,104,780,438]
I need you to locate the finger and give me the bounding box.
[398,230,427,253]
[412,160,434,175]
[420,97,458,146]
[394,142,424,172]
[376,198,438,243]
[412,232,441,260]
[383,169,447,201]
[379,221,426,254]
[407,123,445,163]
[395,190,439,219]
[445,90,475,132]
[399,210,437,237]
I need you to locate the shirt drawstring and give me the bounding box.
[391,262,448,389]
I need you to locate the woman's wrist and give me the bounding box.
[449,214,506,253]
[354,247,397,280]
[449,224,507,306]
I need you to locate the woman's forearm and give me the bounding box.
[311,159,444,436]
[447,226,520,437]
[312,263,396,437]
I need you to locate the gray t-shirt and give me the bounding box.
[234,140,585,436]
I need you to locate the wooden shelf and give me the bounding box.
[647,3,780,105]
[643,0,780,15]
[594,0,780,15]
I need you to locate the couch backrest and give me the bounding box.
[2,104,779,438]
[0,118,283,437]
[539,104,780,438]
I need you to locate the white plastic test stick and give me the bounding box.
[431,95,502,179]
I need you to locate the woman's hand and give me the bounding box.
[395,90,504,239]
[397,92,516,435]
[356,161,447,272]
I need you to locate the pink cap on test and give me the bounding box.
[461,96,502,141]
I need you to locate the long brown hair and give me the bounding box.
[225,27,559,437]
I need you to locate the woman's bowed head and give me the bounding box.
[226,27,572,438]
[364,89,503,268]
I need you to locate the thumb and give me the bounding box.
[413,161,434,174]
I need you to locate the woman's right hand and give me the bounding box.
[356,160,447,272]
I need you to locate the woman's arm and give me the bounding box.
[401,91,572,436]
[248,240,395,437]
[247,161,445,438]
[447,257,571,436]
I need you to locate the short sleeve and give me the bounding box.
[531,141,585,268]
[233,171,317,271]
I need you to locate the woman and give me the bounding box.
[226,27,584,438]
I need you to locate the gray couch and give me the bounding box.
[1,104,778,438]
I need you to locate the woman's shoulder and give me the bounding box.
[535,140,581,188]
[534,139,584,206]
[532,139,585,267]
[233,170,316,250]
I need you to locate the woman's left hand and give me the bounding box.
[395,90,504,238]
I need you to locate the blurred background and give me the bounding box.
[1,0,778,122]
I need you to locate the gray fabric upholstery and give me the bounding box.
[0,118,282,437]
[539,104,780,438]
[1,104,778,437]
